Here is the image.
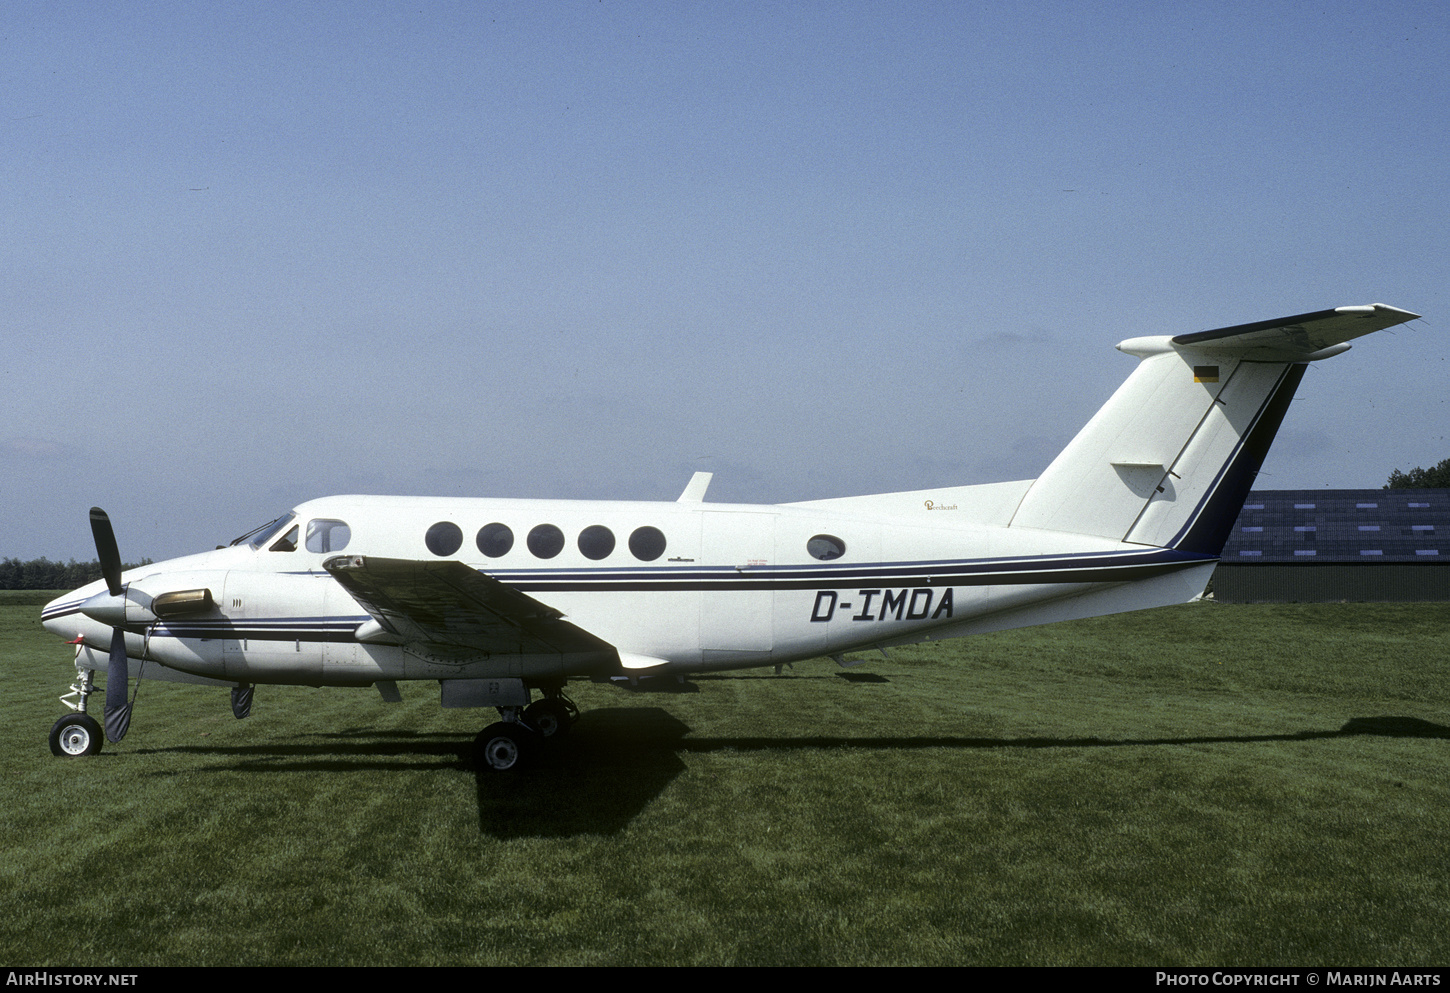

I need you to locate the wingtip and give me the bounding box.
[1376,303,1421,322]
[1340,303,1421,322]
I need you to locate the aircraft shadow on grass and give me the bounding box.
[127,705,1446,839]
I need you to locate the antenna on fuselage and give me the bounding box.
[677,472,713,503]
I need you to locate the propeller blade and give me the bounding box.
[90,507,124,598]
[231,685,254,720]
[104,626,132,743]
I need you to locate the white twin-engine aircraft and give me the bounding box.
[42,303,1419,770]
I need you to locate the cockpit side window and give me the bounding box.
[305,519,351,553]
[269,525,300,552]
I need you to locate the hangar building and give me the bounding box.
[1211,489,1450,602]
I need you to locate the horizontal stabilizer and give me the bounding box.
[1171,303,1418,357]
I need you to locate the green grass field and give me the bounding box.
[2,592,1447,966]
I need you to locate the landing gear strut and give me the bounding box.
[51,648,102,757]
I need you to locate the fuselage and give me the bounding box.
[42,485,1217,689]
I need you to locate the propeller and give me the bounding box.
[104,626,132,742]
[89,507,132,743]
[83,508,219,741]
[90,507,123,598]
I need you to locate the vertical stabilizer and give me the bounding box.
[1007,304,1417,555]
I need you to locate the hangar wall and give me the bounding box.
[1209,488,1449,603]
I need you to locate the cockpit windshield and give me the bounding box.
[230,514,298,550]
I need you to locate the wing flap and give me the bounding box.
[323,555,616,660]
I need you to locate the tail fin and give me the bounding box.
[1008,304,1419,555]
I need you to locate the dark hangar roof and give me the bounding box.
[1220,489,1447,563]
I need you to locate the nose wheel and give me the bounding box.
[50,714,103,757]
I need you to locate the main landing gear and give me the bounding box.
[473,692,580,772]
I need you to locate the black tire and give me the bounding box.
[50,714,103,757]
[474,722,539,772]
[523,698,574,739]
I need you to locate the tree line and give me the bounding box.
[3,457,1444,588]
[0,557,153,591]
[1385,457,1450,490]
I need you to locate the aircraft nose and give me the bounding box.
[40,582,106,641]
[41,589,81,639]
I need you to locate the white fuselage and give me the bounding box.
[41,483,1217,689]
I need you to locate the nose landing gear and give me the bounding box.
[50,648,103,757]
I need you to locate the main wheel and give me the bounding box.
[523,698,574,739]
[474,722,539,772]
[50,714,103,757]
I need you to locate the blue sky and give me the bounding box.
[3,1,1446,562]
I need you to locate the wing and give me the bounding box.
[323,555,617,664]
[1172,303,1419,356]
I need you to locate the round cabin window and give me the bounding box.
[426,521,463,557]
[578,525,616,560]
[629,526,667,561]
[527,524,566,559]
[476,523,514,558]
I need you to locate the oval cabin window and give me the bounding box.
[807,534,846,561]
